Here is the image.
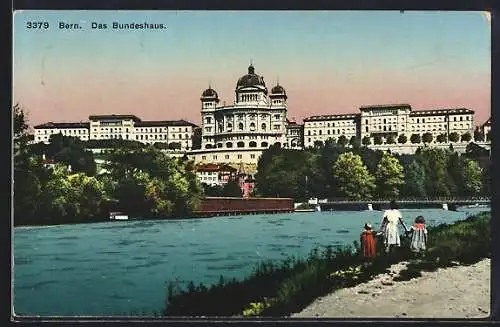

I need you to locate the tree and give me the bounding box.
[402,160,426,197]
[418,148,450,197]
[474,128,484,142]
[410,134,421,144]
[436,133,448,143]
[332,152,375,200]
[422,132,433,144]
[461,158,483,196]
[313,140,324,149]
[191,127,202,150]
[373,135,383,145]
[461,132,472,143]
[486,131,491,142]
[337,135,348,147]
[222,179,243,197]
[449,132,460,143]
[386,134,396,144]
[398,134,408,144]
[374,152,405,198]
[362,136,371,146]
[349,136,361,148]
[168,142,182,150]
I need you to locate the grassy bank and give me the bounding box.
[163,212,491,317]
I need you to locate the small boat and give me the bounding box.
[109,211,129,220]
[367,203,373,211]
[295,208,315,212]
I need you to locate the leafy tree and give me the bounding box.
[449,132,460,143]
[362,136,371,146]
[337,135,348,147]
[168,142,182,150]
[422,132,433,144]
[222,179,243,197]
[191,127,202,150]
[397,134,407,144]
[474,128,484,142]
[436,133,448,143]
[373,135,383,145]
[324,138,337,149]
[374,152,405,198]
[331,152,375,200]
[154,142,170,149]
[461,158,483,196]
[418,148,450,197]
[349,136,361,148]
[410,134,421,144]
[386,134,396,144]
[313,140,324,149]
[402,160,426,197]
[461,132,472,143]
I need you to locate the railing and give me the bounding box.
[320,197,490,204]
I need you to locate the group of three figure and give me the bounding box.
[360,200,428,260]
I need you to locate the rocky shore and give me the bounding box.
[292,258,490,318]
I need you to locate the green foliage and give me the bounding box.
[362,136,371,146]
[397,134,407,144]
[461,158,483,196]
[375,152,405,198]
[332,152,375,200]
[337,135,348,147]
[473,128,484,142]
[373,135,383,145]
[410,134,421,144]
[418,148,450,197]
[449,132,460,143]
[386,134,396,144]
[461,132,472,143]
[402,160,426,197]
[422,132,433,144]
[191,127,202,150]
[436,133,448,143]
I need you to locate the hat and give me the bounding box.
[364,223,372,230]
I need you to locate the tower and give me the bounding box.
[200,86,219,149]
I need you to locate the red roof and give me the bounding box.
[195,163,237,173]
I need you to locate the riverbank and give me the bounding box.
[292,258,490,318]
[163,212,491,317]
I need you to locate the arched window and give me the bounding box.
[226,142,233,148]
[274,142,281,148]
[237,141,245,148]
[227,123,233,131]
[238,122,244,130]
[261,123,267,131]
[217,143,223,148]
[205,144,213,149]
[249,141,257,147]
[261,141,268,147]
[249,122,256,131]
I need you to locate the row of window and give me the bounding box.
[307,128,356,136]
[201,154,257,161]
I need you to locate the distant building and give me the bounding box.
[303,104,475,151]
[190,64,294,165]
[33,115,198,151]
[481,117,491,141]
[195,163,238,187]
[286,120,304,149]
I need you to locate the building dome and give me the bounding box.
[201,87,218,98]
[236,65,266,88]
[271,84,286,95]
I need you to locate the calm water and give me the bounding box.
[13,207,489,316]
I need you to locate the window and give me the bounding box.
[261,123,267,131]
[226,142,233,148]
[250,122,256,131]
[250,154,255,159]
[202,156,206,160]
[206,117,212,124]
[249,141,257,147]
[237,154,242,159]
[273,125,280,130]
[213,155,217,160]
[274,114,280,120]
[261,141,268,147]
[237,141,245,148]
[225,155,230,159]
[238,123,244,130]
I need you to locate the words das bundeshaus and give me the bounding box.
[91,22,166,29]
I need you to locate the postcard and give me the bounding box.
[12,10,491,319]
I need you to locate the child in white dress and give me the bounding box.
[407,215,428,257]
[379,200,407,254]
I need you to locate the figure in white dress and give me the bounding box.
[379,200,407,254]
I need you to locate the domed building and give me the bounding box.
[192,64,297,166]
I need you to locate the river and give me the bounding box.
[13,207,489,316]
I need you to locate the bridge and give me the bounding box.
[311,198,490,211]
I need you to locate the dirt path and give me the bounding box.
[291,259,490,318]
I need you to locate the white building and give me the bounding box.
[302,104,476,151]
[195,163,237,187]
[190,64,290,165]
[33,114,197,151]
[303,114,359,148]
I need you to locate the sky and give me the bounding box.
[13,10,491,127]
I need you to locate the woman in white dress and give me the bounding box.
[379,200,407,254]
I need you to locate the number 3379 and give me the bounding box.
[26,22,49,29]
